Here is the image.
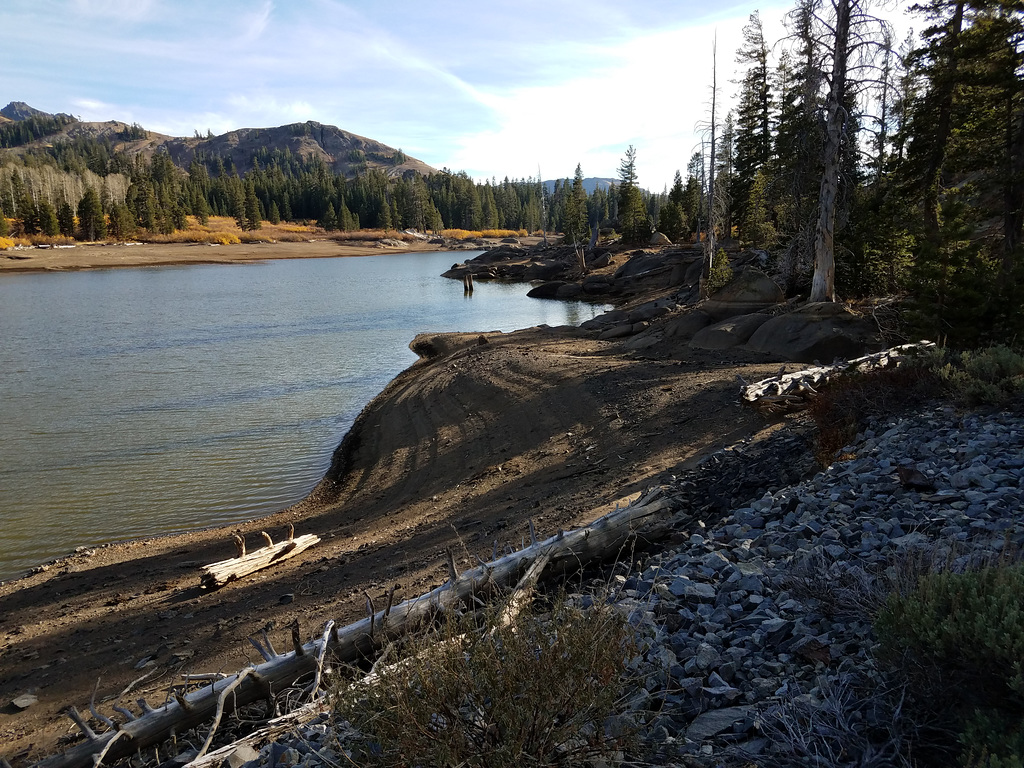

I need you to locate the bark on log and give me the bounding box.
[200,534,320,589]
[740,342,934,411]
[34,489,673,768]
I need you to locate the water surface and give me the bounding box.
[0,252,606,580]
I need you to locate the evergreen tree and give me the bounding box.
[563,164,589,244]
[77,187,106,241]
[18,196,39,235]
[108,203,136,241]
[37,200,59,236]
[0,212,8,238]
[243,180,262,230]
[268,200,281,225]
[733,12,773,241]
[319,203,338,231]
[57,200,75,237]
[618,146,650,244]
[657,171,687,242]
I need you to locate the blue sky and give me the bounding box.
[2,0,909,190]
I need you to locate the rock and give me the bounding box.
[226,746,260,768]
[690,313,771,350]
[669,576,717,600]
[279,593,294,604]
[664,310,712,340]
[587,251,612,269]
[555,282,583,299]
[745,302,881,362]
[523,260,565,281]
[613,253,668,279]
[526,281,567,299]
[684,705,753,743]
[12,694,38,710]
[702,267,785,320]
[650,231,672,245]
[598,324,639,340]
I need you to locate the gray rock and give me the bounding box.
[669,577,716,600]
[227,745,261,768]
[745,302,881,363]
[684,705,752,743]
[702,268,784,320]
[690,313,771,350]
[12,693,38,710]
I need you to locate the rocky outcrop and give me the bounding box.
[745,302,881,363]
[702,267,785,320]
[689,313,771,350]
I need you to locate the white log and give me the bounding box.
[200,534,321,589]
[34,489,674,768]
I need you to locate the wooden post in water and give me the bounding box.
[463,273,474,293]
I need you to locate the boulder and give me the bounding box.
[745,302,882,362]
[664,310,712,340]
[587,251,612,269]
[649,231,672,245]
[555,282,583,299]
[523,260,566,281]
[613,252,668,279]
[702,267,785,320]
[526,281,568,299]
[690,313,771,350]
[470,245,524,263]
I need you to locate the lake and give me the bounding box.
[0,251,606,581]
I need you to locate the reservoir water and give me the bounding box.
[0,251,607,582]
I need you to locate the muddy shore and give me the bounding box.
[0,241,787,763]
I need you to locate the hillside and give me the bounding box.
[0,101,436,179]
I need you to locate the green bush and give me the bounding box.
[332,597,639,767]
[875,563,1024,764]
[707,248,733,294]
[915,345,1024,406]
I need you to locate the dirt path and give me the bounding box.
[0,320,786,764]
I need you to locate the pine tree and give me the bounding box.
[243,180,262,231]
[657,171,687,242]
[57,201,75,237]
[563,164,589,244]
[733,12,773,241]
[618,146,650,244]
[77,187,106,241]
[37,200,59,236]
[319,203,338,231]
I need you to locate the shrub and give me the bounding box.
[332,597,638,767]
[921,345,1024,406]
[0,236,15,250]
[875,562,1024,765]
[706,248,733,294]
[807,364,943,465]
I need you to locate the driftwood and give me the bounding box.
[200,528,320,589]
[35,489,674,768]
[740,342,935,412]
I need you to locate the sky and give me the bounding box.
[2,0,913,191]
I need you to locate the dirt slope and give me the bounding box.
[0,322,786,764]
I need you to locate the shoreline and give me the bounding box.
[0,238,464,274]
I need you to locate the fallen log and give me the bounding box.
[35,488,674,768]
[740,342,934,412]
[200,530,320,589]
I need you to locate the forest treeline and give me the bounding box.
[1,0,1022,345]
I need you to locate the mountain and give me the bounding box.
[0,101,54,121]
[0,101,436,178]
[543,177,617,195]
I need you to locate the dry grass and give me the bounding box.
[136,216,319,245]
[329,229,417,243]
[442,228,526,241]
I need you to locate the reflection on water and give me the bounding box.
[0,252,608,581]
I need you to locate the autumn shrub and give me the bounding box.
[481,229,527,238]
[0,236,15,250]
[807,363,943,465]
[441,228,483,241]
[332,596,639,767]
[875,562,1024,765]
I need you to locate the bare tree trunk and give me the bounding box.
[810,0,852,303]
[702,36,719,299]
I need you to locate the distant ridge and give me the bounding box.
[0,101,437,178]
[543,177,617,195]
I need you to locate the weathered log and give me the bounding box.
[740,342,934,411]
[200,534,321,589]
[34,488,673,768]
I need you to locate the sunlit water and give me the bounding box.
[0,252,607,581]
